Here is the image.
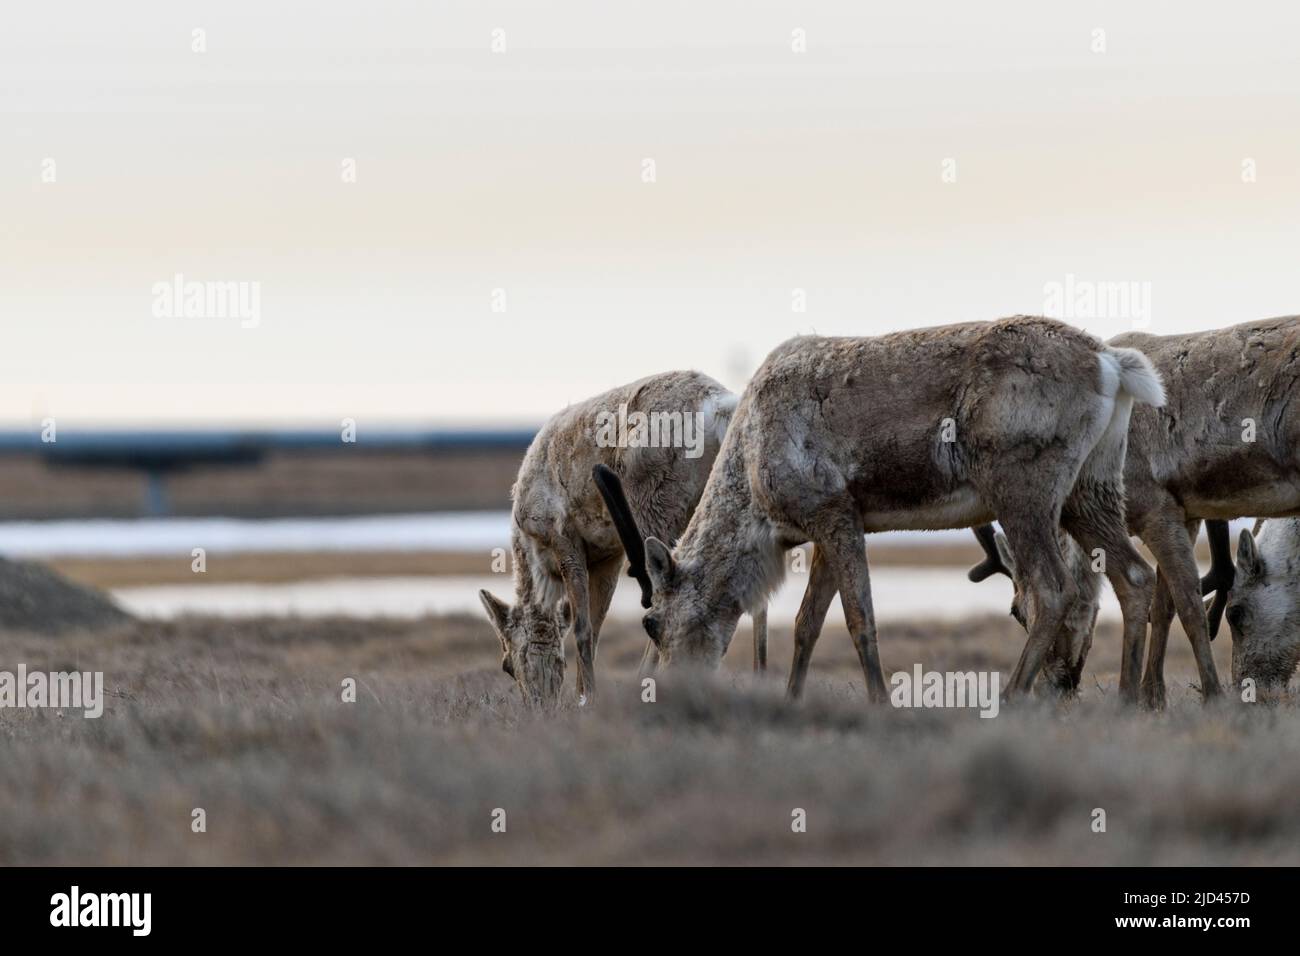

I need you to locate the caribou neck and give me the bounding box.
[676,443,786,622]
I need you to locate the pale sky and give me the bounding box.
[3,2,1300,426]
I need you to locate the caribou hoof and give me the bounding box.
[1140,681,1166,711]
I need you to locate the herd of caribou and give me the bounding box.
[479,314,1300,709]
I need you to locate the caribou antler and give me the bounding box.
[967,523,1012,582]
[592,463,654,608]
[1200,519,1234,640]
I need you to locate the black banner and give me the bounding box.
[0,867,1278,942]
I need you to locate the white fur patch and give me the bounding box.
[1107,346,1166,407]
[1245,578,1293,643]
[700,391,740,446]
[734,518,788,614]
[1096,351,1121,400]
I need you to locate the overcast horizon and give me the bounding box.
[5,1,1300,427]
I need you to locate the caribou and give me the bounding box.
[969,525,1104,694]
[1222,519,1300,691]
[970,520,1232,697]
[479,370,768,707]
[969,316,1300,706]
[595,316,1165,703]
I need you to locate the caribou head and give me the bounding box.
[593,463,735,669]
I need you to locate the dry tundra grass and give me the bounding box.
[0,609,1296,865]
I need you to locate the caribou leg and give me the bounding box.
[998,514,1076,699]
[818,518,888,703]
[1201,519,1234,639]
[1139,508,1223,701]
[585,553,621,675]
[786,545,839,700]
[1061,494,1156,705]
[1142,568,1177,709]
[554,536,597,705]
[751,606,769,673]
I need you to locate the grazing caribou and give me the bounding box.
[595,317,1165,703]
[971,526,1103,694]
[969,518,1233,696]
[971,316,1300,706]
[479,371,768,707]
[1217,519,1300,691]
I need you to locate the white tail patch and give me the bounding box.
[701,391,740,445]
[1083,348,1159,483]
[1103,346,1165,408]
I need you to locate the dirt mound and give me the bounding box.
[0,556,132,634]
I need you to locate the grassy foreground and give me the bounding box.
[0,611,1294,865]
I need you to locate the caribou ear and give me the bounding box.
[645,536,676,589]
[993,532,1018,578]
[478,589,512,652]
[1237,528,1265,579]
